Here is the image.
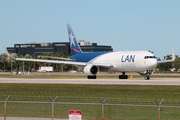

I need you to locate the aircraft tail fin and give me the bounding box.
[67,23,83,55]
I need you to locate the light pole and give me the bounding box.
[34,53,35,74]
[11,60,12,75]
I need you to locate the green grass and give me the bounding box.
[0,83,180,100]
[1,83,180,119]
[1,102,180,120]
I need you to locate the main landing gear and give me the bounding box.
[119,72,128,79]
[87,75,96,79]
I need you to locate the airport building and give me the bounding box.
[7,40,113,55]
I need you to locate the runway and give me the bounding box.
[0,78,180,85]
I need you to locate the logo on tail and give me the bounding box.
[67,24,83,55]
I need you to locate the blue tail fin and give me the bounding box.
[67,24,83,55]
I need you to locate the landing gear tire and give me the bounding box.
[119,72,128,79]
[87,75,96,79]
[119,75,128,79]
[144,76,150,80]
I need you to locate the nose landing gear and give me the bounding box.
[144,76,150,80]
[138,70,153,80]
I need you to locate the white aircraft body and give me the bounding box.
[4,24,175,80]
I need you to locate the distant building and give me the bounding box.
[7,41,113,55]
[78,40,113,52]
[7,42,70,55]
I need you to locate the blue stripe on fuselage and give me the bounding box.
[70,52,109,62]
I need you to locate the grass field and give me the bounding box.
[0,83,180,99]
[1,74,180,119]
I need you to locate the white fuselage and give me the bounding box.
[88,51,157,72]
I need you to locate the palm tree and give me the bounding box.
[0,53,9,71]
[0,54,3,70]
[10,53,18,74]
[164,55,172,60]
[25,54,32,59]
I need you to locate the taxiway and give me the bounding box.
[0,78,180,85]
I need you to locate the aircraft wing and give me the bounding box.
[16,58,113,68]
[37,56,73,61]
[16,58,87,66]
[93,63,113,69]
[157,48,175,64]
[4,45,113,68]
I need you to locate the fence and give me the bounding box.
[1,95,180,120]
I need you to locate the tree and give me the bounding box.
[156,55,173,71]
[0,53,10,71]
[172,55,180,71]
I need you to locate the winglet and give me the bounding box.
[3,45,10,56]
[157,48,175,64]
[67,23,83,55]
[3,45,13,59]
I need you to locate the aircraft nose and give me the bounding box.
[150,59,158,69]
[145,59,158,70]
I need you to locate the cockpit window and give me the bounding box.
[144,56,156,59]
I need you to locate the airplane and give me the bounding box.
[4,24,175,80]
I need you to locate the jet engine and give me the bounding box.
[83,64,99,75]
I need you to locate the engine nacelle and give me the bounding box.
[83,64,99,75]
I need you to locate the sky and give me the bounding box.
[0,0,180,59]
